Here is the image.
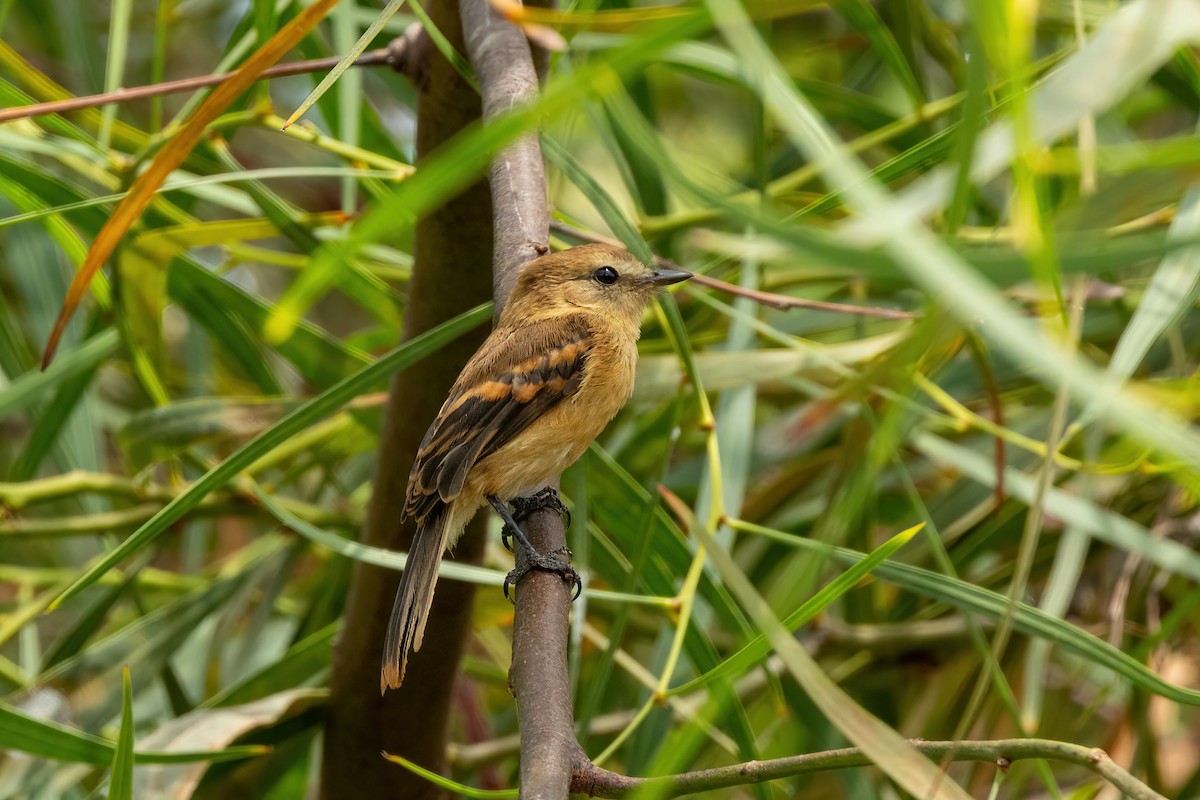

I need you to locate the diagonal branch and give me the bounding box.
[0,27,425,125]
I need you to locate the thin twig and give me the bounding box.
[569,739,1166,800]
[549,221,918,320]
[0,34,416,125]
[688,272,918,319]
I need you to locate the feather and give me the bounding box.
[380,505,453,692]
[402,315,593,523]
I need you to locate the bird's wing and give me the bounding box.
[403,314,593,522]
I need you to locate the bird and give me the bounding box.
[380,243,691,692]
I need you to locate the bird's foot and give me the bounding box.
[501,487,571,552]
[503,546,581,602]
[487,494,581,602]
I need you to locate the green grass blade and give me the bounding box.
[707,0,1200,477]
[384,753,517,799]
[98,0,133,150]
[848,0,1200,233]
[834,0,924,109]
[1080,179,1200,424]
[542,135,654,263]
[265,13,708,343]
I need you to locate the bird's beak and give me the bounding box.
[646,266,692,286]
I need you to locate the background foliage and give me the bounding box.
[1,0,1199,797]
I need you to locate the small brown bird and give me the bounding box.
[381,243,690,691]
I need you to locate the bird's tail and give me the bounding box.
[380,507,451,693]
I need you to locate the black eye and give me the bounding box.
[593,266,619,285]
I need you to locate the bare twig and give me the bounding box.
[0,27,423,125]
[568,739,1166,800]
[688,272,919,319]
[549,221,918,320]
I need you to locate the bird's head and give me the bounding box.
[502,243,691,327]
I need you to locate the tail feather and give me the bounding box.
[381,508,451,693]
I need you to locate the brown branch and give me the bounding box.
[0,27,423,125]
[464,0,551,310]
[568,739,1166,800]
[458,1,575,799]
[319,9,492,800]
[549,221,918,320]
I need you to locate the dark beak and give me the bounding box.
[647,266,692,286]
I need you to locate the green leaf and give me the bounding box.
[914,431,1200,583]
[284,0,408,129]
[669,522,923,695]
[264,12,709,343]
[205,624,339,709]
[0,701,265,765]
[0,330,118,420]
[47,304,491,610]
[109,667,135,800]
[252,483,668,606]
[848,0,1200,232]
[677,487,973,800]
[543,135,654,264]
[727,518,1200,706]
[383,752,517,799]
[833,0,925,109]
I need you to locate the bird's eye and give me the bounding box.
[593,266,619,285]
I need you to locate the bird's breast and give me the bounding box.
[468,332,637,499]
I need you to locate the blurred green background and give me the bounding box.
[1,0,1199,798]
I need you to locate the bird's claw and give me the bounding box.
[511,487,571,529]
[503,546,581,603]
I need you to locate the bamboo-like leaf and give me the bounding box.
[703,0,1200,476]
[97,0,133,150]
[914,431,1200,583]
[842,0,1200,237]
[46,304,490,610]
[1080,179,1200,424]
[0,330,118,419]
[834,0,924,109]
[383,752,517,799]
[728,518,1200,706]
[108,667,136,800]
[0,702,267,765]
[41,0,341,366]
[543,135,654,264]
[252,483,668,606]
[669,522,923,695]
[283,0,407,129]
[264,13,708,343]
[665,486,974,800]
